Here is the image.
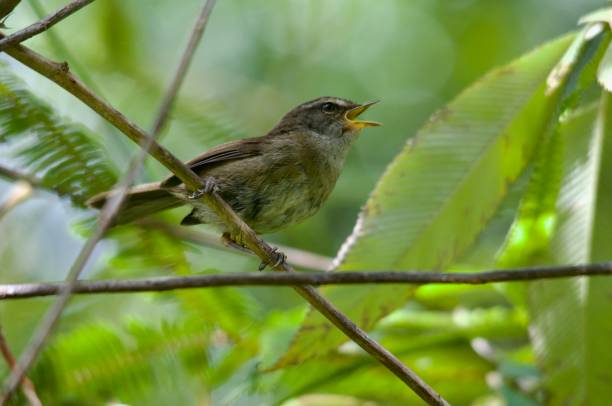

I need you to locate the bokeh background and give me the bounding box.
[0,0,608,404]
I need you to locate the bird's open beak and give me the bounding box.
[344,100,382,129]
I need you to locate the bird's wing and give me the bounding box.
[160,137,265,187]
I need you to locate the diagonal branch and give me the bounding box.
[0,0,94,52]
[1,263,610,299]
[0,0,217,402]
[0,15,447,406]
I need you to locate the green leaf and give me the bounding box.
[598,41,612,91]
[31,320,210,405]
[0,65,118,205]
[272,34,574,368]
[579,8,612,25]
[547,25,592,93]
[527,94,612,405]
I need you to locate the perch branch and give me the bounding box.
[0,0,218,402]
[1,263,610,299]
[0,13,447,406]
[0,0,94,52]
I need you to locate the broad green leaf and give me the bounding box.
[528,95,612,405]
[272,35,574,368]
[275,344,491,406]
[497,30,609,268]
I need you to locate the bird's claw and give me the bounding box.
[258,247,287,271]
[187,177,217,200]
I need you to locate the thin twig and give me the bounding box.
[0,328,41,406]
[0,0,94,52]
[0,1,217,402]
[27,0,101,94]
[140,219,334,271]
[2,263,610,299]
[0,165,41,187]
[0,17,447,406]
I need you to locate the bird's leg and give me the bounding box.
[221,232,252,254]
[258,247,287,271]
[187,177,218,200]
[222,232,287,271]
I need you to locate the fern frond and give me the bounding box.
[31,320,210,404]
[0,64,118,206]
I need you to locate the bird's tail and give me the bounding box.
[87,182,184,225]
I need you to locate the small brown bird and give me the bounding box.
[88,97,380,257]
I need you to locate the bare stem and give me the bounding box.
[1,263,610,299]
[0,0,94,51]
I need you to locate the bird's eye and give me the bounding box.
[321,102,337,114]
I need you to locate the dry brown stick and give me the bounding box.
[2,263,611,299]
[0,0,94,51]
[0,328,41,406]
[0,1,218,402]
[0,22,447,406]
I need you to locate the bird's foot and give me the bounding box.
[258,247,287,271]
[222,232,252,254]
[187,177,218,200]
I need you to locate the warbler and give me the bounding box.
[88,97,380,252]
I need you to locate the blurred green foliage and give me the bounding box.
[1,1,611,405]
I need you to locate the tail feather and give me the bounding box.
[87,182,184,225]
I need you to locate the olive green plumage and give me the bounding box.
[88,97,380,237]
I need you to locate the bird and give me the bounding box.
[88,96,381,265]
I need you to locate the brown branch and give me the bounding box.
[0,328,41,406]
[0,165,42,187]
[0,1,218,402]
[0,0,94,51]
[2,263,610,300]
[0,12,447,406]
[140,219,334,271]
